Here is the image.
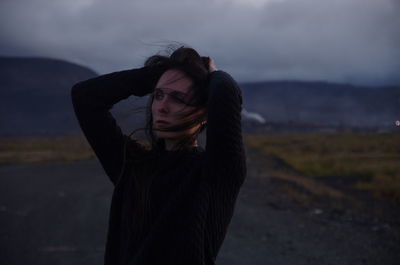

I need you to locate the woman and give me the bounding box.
[71,47,246,265]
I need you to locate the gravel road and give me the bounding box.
[1,147,399,265]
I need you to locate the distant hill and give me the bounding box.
[0,57,98,135]
[0,56,398,136]
[241,81,400,128]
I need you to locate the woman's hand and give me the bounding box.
[202,56,218,73]
[208,57,218,73]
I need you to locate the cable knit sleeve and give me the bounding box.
[204,70,246,187]
[70,66,163,185]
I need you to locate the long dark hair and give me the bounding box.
[125,46,211,243]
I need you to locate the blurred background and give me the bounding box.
[0,0,399,264]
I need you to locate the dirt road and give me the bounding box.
[0,147,398,265]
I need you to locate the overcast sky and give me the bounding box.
[1,0,399,86]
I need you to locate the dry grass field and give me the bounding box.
[1,132,399,203]
[244,132,400,202]
[0,135,94,164]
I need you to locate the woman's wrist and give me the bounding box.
[138,65,167,94]
[208,58,218,73]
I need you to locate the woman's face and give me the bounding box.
[151,69,203,140]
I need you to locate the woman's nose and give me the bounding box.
[157,97,169,114]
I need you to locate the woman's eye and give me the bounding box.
[154,91,164,100]
[172,96,185,104]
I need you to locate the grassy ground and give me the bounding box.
[1,132,399,203]
[244,132,400,202]
[0,135,94,164]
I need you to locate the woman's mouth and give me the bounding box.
[156,120,170,124]
[155,120,171,128]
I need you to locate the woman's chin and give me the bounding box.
[155,131,179,139]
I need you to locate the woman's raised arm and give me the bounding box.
[70,66,163,185]
[204,70,247,187]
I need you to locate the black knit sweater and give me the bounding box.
[71,66,246,265]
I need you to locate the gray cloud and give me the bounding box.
[1,0,399,86]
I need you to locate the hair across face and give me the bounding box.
[151,69,204,141]
[144,47,210,150]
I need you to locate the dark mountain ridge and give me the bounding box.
[0,56,398,136]
[241,80,399,128]
[0,57,97,135]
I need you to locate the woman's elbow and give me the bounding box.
[70,81,86,105]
